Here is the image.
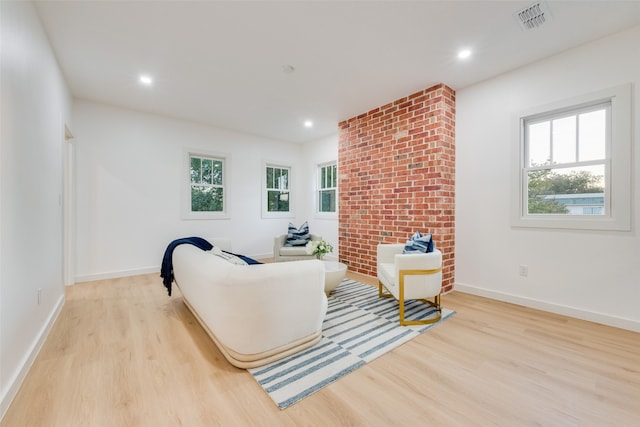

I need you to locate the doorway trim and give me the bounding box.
[63,124,75,286]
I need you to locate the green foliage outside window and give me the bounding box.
[190,156,224,212]
[319,163,337,213]
[528,167,604,214]
[266,166,290,212]
[267,191,289,212]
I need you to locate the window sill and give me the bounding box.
[182,211,230,221]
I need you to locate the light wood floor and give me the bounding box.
[2,272,639,426]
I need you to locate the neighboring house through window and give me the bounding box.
[512,84,631,231]
[318,162,337,214]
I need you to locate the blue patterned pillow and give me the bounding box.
[285,221,310,246]
[402,231,434,254]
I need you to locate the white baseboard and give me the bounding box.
[0,294,65,421]
[73,252,273,284]
[454,282,640,333]
[74,266,159,284]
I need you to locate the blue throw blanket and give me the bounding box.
[160,237,262,296]
[160,237,212,296]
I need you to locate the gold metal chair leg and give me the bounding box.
[399,298,442,326]
[398,270,442,326]
[379,276,442,326]
[378,281,393,299]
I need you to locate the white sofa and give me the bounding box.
[171,239,328,369]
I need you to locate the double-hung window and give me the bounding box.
[525,103,608,216]
[264,164,292,217]
[184,151,228,219]
[318,162,337,214]
[513,84,631,231]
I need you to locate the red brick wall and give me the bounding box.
[338,83,455,293]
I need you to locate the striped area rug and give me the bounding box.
[248,279,455,409]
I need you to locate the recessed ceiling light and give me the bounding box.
[457,49,472,60]
[304,120,313,128]
[139,74,153,86]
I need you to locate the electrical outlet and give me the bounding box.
[519,265,529,277]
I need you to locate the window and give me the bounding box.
[264,164,292,217]
[318,162,337,214]
[512,84,631,231]
[525,103,608,216]
[184,151,228,219]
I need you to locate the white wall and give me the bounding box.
[301,134,340,260]
[72,101,339,281]
[0,0,72,417]
[455,25,640,331]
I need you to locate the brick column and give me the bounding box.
[338,83,455,293]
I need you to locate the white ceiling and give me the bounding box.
[34,0,640,143]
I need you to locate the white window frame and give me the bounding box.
[182,149,230,220]
[511,84,631,231]
[262,162,294,219]
[316,161,338,217]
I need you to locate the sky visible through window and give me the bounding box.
[528,107,606,185]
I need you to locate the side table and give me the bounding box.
[322,260,347,295]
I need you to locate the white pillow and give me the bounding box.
[209,246,248,266]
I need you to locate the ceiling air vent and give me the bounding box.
[514,1,552,30]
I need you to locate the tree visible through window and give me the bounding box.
[190,155,224,212]
[266,166,290,212]
[318,162,337,213]
[524,103,608,216]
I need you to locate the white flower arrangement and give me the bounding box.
[306,240,334,259]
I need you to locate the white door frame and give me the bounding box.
[63,124,75,286]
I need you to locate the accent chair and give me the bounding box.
[377,243,443,326]
[273,233,322,262]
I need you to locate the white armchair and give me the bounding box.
[274,234,322,262]
[377,243,442,326]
